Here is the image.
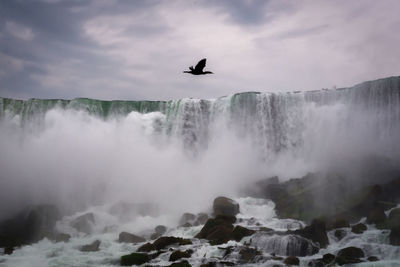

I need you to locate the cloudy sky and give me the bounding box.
[0,0,399,101]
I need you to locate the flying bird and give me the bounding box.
[183,58,214,75]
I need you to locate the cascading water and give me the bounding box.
[0,76,400,266]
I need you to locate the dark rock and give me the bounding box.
[195,216,235,245]
[0,204,61,248]
[137,242,155,252]
[54,233,71,243]
[294,219,329,248]
[366,206,386,224]
[283,256,299,265]
[70,213,95,234]
[334,229,346,241]
[329,219,350,229]
[213,197,239,217]
[120,252,150,266]
[169,249,193,262]
[368,256,379,261]
[390,225,400,245]
[231,226,255,242]
[389,208,400,221]
[118,231,145,243]
[322,253,335,264]
[153,236,192,250]
[205,224,234,245]
[378,207,400,229]
[351,223,367,234]
[4,247,14,255]
[335,246,364,265]
[239,247,260,262]
[80,240,100,252]
[167,260,191,267]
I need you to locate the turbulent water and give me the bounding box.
[0,76,400,266]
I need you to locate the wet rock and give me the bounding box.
[118,231,145,243]
[137,242,156,252]
[390,225,400,245]
[239,247,261,262]
[195,216,236,245]
[378,207,400,229]
[351,223,367,234]
[70,213,95,234]
[169,249,193,262]
[0,204,61,247]
[213,197,239,217]
[368,256,379,261]
[4,247,14,255]
[54,232,71,243]
[120,252,150,266]
[366,206,386,224]
[335,246,364,265]
[167,260,191,267]
[80,240,100,252]
[283,256,299,265]
[153,236,192,250]
[328,218,350,229]
[334,229,346,241]
[231,225,255,242]
[294,219,328,248]
[322,253,335,264]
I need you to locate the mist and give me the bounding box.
[1,78,399,222]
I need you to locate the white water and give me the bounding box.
[0,77,400,265]
[1,198,399,266]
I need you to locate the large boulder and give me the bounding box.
[80,240,100,252]
[335,247,364,265]
[283,256,299,265]
[118,231,145,243]
[238,247,261,263]
[153,236,192,250]
[390,225,400,246]
[169,249,193,262]
[366,206,386,224]
[213,197,239,217]
[121,252,151,266]
[70,213,95,234]
[0,204,61,248]
[231,226,255,242]
[378,208,400,229]
[195,216,236,245]
[351,223,367,234]
[294,219,329,248]
[137,242,155,252]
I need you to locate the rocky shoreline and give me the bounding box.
[1,165,400,266]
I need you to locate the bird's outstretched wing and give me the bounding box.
[194,58,206,72]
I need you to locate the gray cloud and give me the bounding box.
[0,0,399,100]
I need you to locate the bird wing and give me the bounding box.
[194,58,206,72]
